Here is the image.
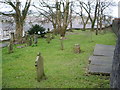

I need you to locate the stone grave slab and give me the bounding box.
[93,44,115,56]
[88,64,112,75]
[89,56,113,64]
[88,44,115,75]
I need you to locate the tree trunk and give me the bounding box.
[15,20,23,43]
[83,23,86,31]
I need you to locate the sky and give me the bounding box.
[0,0,119,18]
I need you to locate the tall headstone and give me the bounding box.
[35,52,46,82]
[110,19,120,88]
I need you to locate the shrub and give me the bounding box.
[28,24,46,37]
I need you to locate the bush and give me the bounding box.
[28,24,46,37]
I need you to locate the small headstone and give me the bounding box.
[34,34,38,45]
[46,28,51,44]
[60,37,64,50]
[8,40,13,53]
[74,44,81,53]
[35,52,46,82]
[10,32,14,43]
[25,32,29,43]
[29,36,32,46]
[51,33,55,39]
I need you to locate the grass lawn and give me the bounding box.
[2,30,116,88]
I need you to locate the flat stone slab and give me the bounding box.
[93,44,115,56]
[88,44,115,75]
[88,64,112,75]
[89,56,113,64]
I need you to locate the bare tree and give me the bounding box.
[0,0,31,43]
[98,0,113,32]
[77,0,113,32]
[34,0,70,37]
[75,1,90,31]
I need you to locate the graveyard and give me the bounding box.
[2,29,116,88]
[1,0,120,89]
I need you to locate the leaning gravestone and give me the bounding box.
[35,52,46,82]
[110,18,120,88]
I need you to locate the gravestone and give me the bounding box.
[46,28,51,44]
[51,33,55,39]
[74,44,81,53]
[89,64,112,75]
[29,36,32,46]
[88,44,115,75]
[88,56,113,64]
[35,52,46,82]
[25,32,30,46]
[34,34,38,45]
[8,40,13,53]
[25,32,29,43]
[60,37,64,50]
[93,44,115,56]
[10,32,14,43]
[110,19,120,88]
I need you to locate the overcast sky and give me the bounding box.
[0,0,119,18]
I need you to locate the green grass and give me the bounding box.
[2,30,116,88]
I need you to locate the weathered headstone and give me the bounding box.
[25,32,30,46]
[51,33,55,39]
[46,28,51,44]
[8,40,13,53]
[10,32,14,43]
[34,34,38,45]
[74,44,81,53]
[110,36,120,88]
[25,32,29,43]
[60,37,64,50]
[35,52,46,82]
[110,18,120,88]
[29,36,32,46]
